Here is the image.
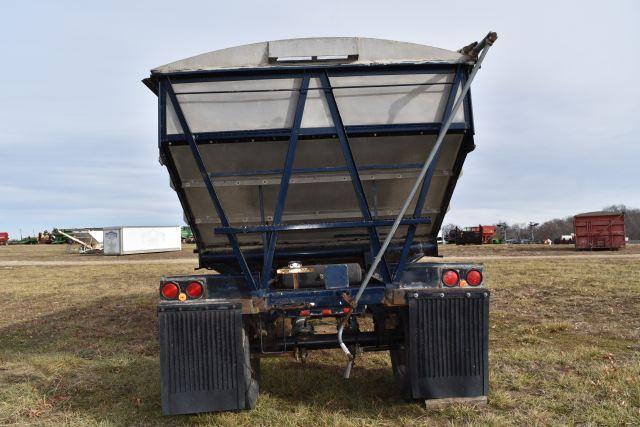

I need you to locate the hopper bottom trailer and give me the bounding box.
[144,32,496,415]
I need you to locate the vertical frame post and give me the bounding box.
[261,74,311,289]
[158,79,207,254]
[394,66,463,280]
[320,72,392,283]
[158,79,167,149]
[164,79,257,290]
[258,185,268,262]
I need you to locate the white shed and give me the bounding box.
[102,226,182,255]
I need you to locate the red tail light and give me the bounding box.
[466,270,482,286]
[442,269,459,287]
[186,282,203,298]
[299,309,311,316]
[161,282,179,299]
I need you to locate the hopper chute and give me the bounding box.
[145,35,490,289]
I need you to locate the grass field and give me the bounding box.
[0,244,639,425]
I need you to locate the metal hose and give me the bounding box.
[338,32,498,369]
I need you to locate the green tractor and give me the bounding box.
[181,226,195,244]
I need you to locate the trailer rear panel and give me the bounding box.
[145,34,497,415]
[574,212,625,250]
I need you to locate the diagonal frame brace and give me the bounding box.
[164,79,258,290]
[261,74,311,289]
[338,32,498,364]
[394,65,464,280]
[320,72,392,283]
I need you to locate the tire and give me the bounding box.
[390,345,412,400]
[241,329,260,409]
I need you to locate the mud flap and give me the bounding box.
[158,303,250,415]
[407,290,489,400]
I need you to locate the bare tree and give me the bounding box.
[604,204,639,240]
[441,223,459,241]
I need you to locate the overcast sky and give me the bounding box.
[1,0,638,238]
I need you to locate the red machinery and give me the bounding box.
[470,225,496,244]
[574,212,625,250]
[447,225,496,245]
[0,232,8,246]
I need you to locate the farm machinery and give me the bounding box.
[447,225,497,245]
[181,226,195,243]
[144,33,496,415]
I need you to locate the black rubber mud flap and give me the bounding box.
[158,303,256,415]
[406,290,489,400]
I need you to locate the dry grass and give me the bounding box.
[0,246,639,425]
[438,242,640,257]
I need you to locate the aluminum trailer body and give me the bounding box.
[144,34,496,415]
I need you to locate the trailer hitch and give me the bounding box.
[337,31,499,373]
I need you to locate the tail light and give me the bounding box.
[442,269,459,287]
[161,282,179,299]
[186,281,204,299]
[466,270,482,286]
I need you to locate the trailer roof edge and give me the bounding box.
[149,37,474,75]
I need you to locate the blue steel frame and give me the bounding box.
[394,65,463,279]
[318,71,391,284]
[155,63,474,291]
[261,74,310,288]
[165,81,258,289]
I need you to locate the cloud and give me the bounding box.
[1,0,638,238]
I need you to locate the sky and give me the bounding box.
[1,0,639,238]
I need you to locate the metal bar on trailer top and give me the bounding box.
[154,63,457,81]
[319,71,392,283]
[215,217,432,234]
[173,81,454,96]
[261,74,311,289]
[394,65,464,280]
[164,79,257,290]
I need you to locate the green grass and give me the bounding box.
[0,253,639,425]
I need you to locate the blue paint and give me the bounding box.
[157,64,476,290]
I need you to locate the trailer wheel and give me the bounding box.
[242,329,260,409]
[390,345,411,400]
